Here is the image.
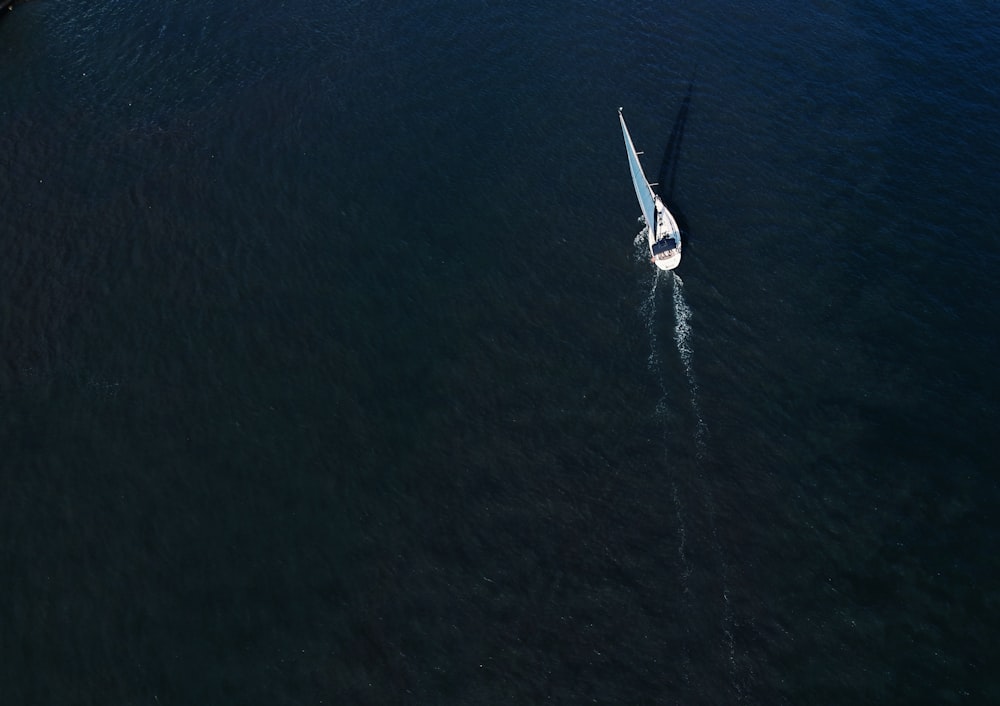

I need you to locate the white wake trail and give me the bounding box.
[671,272,707,451]
[638,257,693,685]
[632,225,649,262]
[670,273,744,699]
[640,267,693,590]
[639,268,669,419]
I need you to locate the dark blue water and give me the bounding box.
[2,1,998,703]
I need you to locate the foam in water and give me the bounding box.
[671,272,707,450]
[638,251,692,685]
[640,264,743,698]
[632,225,649,262]
[669,274,744,697]
[639,269,670,419]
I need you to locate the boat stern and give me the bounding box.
[652,248,682,271]
[650,235,682,270]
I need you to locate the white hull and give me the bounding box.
[649,198,681,270]
[649,232,681,270]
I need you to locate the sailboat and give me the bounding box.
[619,107,682,270]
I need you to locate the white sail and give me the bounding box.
[619,109,658,233]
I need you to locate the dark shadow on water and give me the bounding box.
[655,80,695,245]
[655,80,694,202]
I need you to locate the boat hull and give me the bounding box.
[649,235,681,269]
[649,199,682,271]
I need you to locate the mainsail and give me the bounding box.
[619,109,658,233]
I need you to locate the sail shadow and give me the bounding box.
[654,81,695,245]
[655,80,694,202]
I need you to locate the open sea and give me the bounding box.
[2,1,998,703]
